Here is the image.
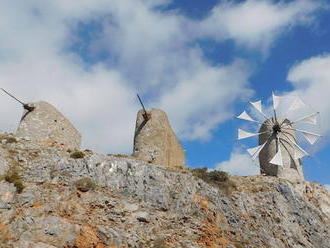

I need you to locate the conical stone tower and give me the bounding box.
[259,118,304,181]
[133,108,185,169]
[16,101,81,150]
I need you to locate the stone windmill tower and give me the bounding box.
[237,93,321,181]
[132,94,185,169]
[1,89,81,150]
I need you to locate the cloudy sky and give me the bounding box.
[0,0,329,188]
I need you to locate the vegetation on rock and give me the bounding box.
[70,151,85,159]
[3,168,24,193]
[191,168,236,195]
[0,134,17,144]
[74,177,96,192]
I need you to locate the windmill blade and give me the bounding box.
[249,100,268,119]
[269,145,283,167]
[236,111,259,123]
[300,131,321,145]
[272,92,281,124]
[280,133,309,159]
[287,96,306,113]
[293,144,309,159]
[293,112,319,125]
[272,92,282,110]
[282,127,322,145]
[247,141,268,160]
[238,129,257,140]
[238,129,271,140]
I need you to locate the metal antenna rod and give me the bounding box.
[1,88,35,111]
[137,94,149,120]
[1,88,26,106]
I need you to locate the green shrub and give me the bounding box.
[70,151,85,159]
[74,177,96,192]
[192,168,229,183]
[4,169,24,193]
[5,137,17,143]
[0,134,17,144]
[191,168,236,195]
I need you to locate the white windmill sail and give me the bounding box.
[283,137,309,159]
[236,111,258,122]
[238,129,257,140]
[299,130,321,145]
[238,129,270,140]
[250,100,268,119]
[281,126,321,146]
[288,96,305,113]
[272,93,282,110]
[250,100,262,113]
[293,144,309,159]
[293,112,319,125]
[269,146,283,166]
[247,142,267,160]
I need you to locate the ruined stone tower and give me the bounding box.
[259,118,304,181]
[133,109,185,169]
[16,101,81,150]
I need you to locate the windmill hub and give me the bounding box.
[272,124,281,134]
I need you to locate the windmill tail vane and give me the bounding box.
[236,93,321,168]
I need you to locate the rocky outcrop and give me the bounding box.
[16,101,81,150]
[133,109,185,169]
[0,133,329,247]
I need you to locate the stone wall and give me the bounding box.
[259,118,304,181]
[133,109,185,169]
[16,101,81,150]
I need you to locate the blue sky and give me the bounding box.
[0,0,329,187]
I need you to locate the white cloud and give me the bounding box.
[215,150,259,176]
[157,59,251,140]
[198,0,322,52]
[0,0,323,154]
[287,54,330,136]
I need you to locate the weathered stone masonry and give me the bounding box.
[16,101,81,150]
[133,108,185,169]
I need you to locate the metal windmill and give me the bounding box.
[236,93,321,180]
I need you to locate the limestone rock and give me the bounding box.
[16,101,81,150]
[0,134,330,247]
[259,118,304,181]
[133,108,185,169]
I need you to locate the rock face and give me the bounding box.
[16,101,81,150]
[0,133,330,247]
[259,118,304,181]
[133,109,185,169]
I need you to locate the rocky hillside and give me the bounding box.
[0,133,330,248]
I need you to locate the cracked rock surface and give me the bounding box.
[0,133,330,247]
